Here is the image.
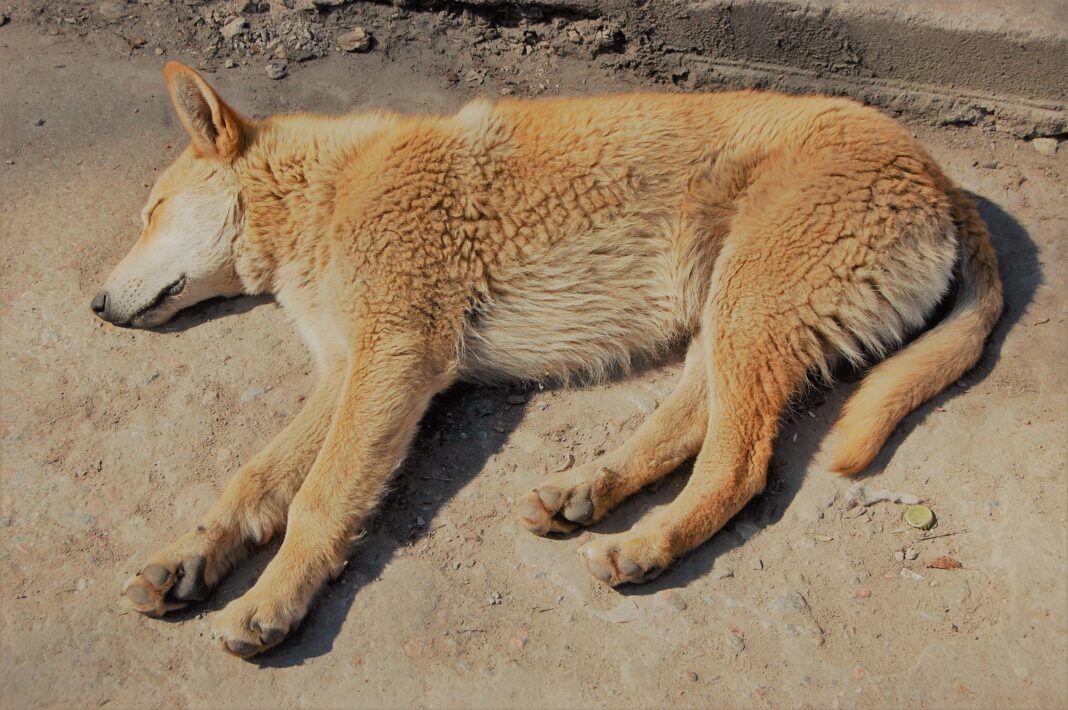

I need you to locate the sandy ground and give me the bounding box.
[1,19,1066,710]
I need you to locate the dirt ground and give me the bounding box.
[1,8,1066,710]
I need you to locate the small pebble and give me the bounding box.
[338,27,373,53]
[220,17,248,40]
[684,671,699,682]
[657,589,687,612]
[726,634,745,653]
[714,567,734,580]
[904,548,919,561]
[1032,137,1058,157]
[34,118,45,127]
[510,637,526,650]
[265,62,288,80]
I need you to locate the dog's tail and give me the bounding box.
[829,189,1004,475]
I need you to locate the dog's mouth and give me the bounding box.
[125,274,187,327]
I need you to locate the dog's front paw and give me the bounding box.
[122,550,215,617]
[578,533,669,586]
[211,589,302,658]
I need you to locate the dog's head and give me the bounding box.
[91,63,250,328]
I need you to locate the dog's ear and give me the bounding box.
[163,62,246,161]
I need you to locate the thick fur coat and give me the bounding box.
[98,64,1002,657]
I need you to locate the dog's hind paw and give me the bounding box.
[578,534,668,587]
[517,477,603,536]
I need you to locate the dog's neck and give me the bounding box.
[231,112,399,295]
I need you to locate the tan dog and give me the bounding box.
[95,62,1002,657]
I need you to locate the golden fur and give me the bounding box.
[103,63,1003,657]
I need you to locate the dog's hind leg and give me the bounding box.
[517,339,709,535]
[578,274,816,584]
[122,359,346,616]
[576,187,836,584]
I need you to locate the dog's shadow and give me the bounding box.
[169,193,1040,666]
[155,293,275,331]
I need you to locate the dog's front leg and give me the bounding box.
[122,358,348,616]
[211,329,453,657]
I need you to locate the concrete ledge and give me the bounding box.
[630,0,1067,104]
[447,0,1067,134]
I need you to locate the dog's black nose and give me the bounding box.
[90,291,109,315]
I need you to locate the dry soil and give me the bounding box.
[1,12,1066,710]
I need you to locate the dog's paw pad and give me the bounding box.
[579,540,666,587]
[222,638,262,658]
[517,487,574,536]
[561,484,594,525]
[213,601,293,659]
[122,555,213,616]
[517,482,601,537]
